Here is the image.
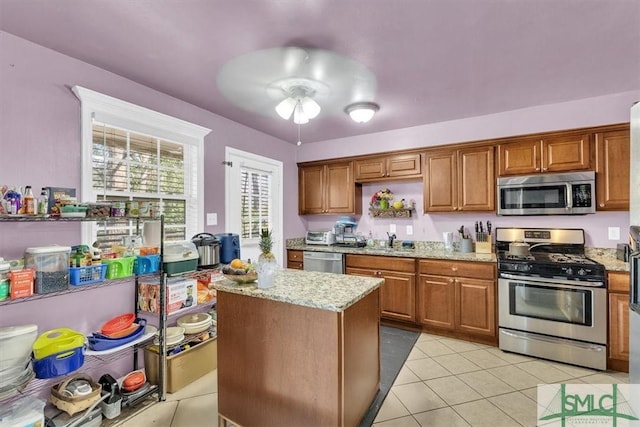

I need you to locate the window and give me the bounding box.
[225,147,283,263]
[240,167,272,239]
[73,86,210,247]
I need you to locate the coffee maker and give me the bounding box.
[334,216,366,247]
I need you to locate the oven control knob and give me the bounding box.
[521,264,530,272]
[565,267,573,276]
[578,268,586,276]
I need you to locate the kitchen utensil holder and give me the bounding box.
[475,232,492,254]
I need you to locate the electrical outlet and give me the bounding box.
[206,213,218,226]
[389,224,396,233]
[608,227,620,240]
[406,225,413,235]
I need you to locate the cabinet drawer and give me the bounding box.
[419,259,495,279]
[608,271,630,293]
[345,254,415,273]
[287,250,303,262]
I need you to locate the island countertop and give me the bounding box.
[211,268,383,312]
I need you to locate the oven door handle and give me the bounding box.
[500,329,605,352]
[499,272,604,288]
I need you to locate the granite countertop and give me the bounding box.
[286,240,497,263]
[287,239,630,272]
[211,268,383,312]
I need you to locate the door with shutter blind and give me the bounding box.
[225,147,283,264]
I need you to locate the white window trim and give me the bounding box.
[72,86,211,242]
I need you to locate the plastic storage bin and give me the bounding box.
[0,324,37,371]
[32,346,84,379]
[0,396,45,427]
[69,264,107,286]
[24,246,71,294]
[133,254,160,275]
[163,241,198,276]
[102,257,135,279]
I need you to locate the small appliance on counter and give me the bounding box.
[305,230,336,246]
[191,233,220,268]
[333,216,365,247]
[215,233,240,264]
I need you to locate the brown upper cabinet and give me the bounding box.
[497,132,591,176]
[298,160,362,215]
[595,126,630,211]
[354,153,422,182]
[424,145,495,212]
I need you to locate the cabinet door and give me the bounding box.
[596,129,630,211]
[354,157,387,181]
[424,150,457,212]
[298,165,325,214]
[455,277,495,337]
[417,274,455,330]
[379,270,416,322]
[609,293,630,362]
[542,133,591,172]
[347,266,416,322]
[325,162,358,214]
[497,139,541,176]
[387,153,422,179]
[458,146,495,212]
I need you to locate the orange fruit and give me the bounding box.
[230,258,244,269]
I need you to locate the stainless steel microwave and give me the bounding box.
[497,171,595,215]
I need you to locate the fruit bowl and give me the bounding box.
[223,271,258,284]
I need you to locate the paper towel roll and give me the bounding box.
[143,221,162,247]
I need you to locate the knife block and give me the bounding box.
[475,232,492,254]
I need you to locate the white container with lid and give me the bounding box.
[0,325,38,371]
[24,246,71,272]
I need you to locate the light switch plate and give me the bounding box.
[206,213,218,226]
[406,225,413,235]
[608,227,620,240]
[389,224,396,233]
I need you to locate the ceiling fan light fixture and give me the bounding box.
[275,97,297,120]
[293,102,310,124]
[300,96,321,119]
[345,102,380,123]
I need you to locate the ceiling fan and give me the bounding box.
[216,47,379,126]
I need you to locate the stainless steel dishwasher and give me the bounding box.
[303,251,344,274]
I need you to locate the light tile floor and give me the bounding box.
[114,333,629,427]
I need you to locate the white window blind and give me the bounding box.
[92,122,190,247]
[240,167,272,240]
[73,86,210,247]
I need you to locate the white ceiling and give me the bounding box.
[1,0,639,143]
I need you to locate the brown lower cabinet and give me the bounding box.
[608,271,630,372]
[345,254,416,323]
[418,259,497,344]
[286,249,303,270]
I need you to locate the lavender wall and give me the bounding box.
[298,91,639,248]
[0,32,305,381]
[0,32,307,262]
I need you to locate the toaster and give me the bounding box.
[305,230,336,246]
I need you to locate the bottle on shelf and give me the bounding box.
[23,186,35,215]
[367,231,374,247]
[38,188,49,215]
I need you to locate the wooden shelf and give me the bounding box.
[369,208,413,218]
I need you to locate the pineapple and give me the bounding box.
[258,228,275,262]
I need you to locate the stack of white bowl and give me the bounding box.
[0,325,38,400]
[177,313,212,335]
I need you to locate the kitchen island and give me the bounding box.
[212,269,383,427]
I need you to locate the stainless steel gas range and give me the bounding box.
[496,227,607,370]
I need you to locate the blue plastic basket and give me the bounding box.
[133,255,160,275]
[33,346,84,379]
[69,264,107,286]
